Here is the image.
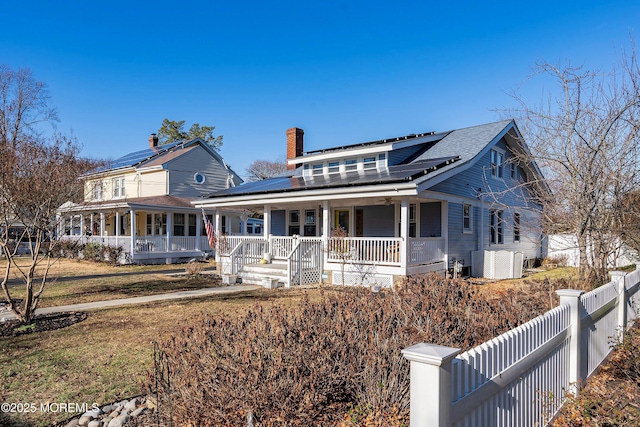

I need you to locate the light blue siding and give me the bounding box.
[447,203,479,268]
[271,210,286,235]
[388,145,424,165]
[419,202,441,237]
[430,137,536,209]
[361,205,394,236]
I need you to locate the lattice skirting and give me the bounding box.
[331,272,394,288]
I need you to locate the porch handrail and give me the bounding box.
[285,237,323,288]
[227,241,244,275]
[286,239,302,288]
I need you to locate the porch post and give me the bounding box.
[115,211,120,247]
[166,212,173,263]
[400,198,409,268]
[90,213,94,236]
[322,200,331,266]
[263,205,271,252]
[195,211,202,251]
[79,214,85,236]
[130,209,136,255]
[215,209,221,263]
[441,201,448,270]
[100,213,105,238]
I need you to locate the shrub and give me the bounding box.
[78,243,123,264]
[54,240,83,259]
[149,274,556,426]
[185,260,204,276]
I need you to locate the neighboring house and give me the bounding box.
[195,120,548,286]
[57,134,250,264]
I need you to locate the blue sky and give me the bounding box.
[1,1,637,179]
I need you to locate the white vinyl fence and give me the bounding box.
[402,268,640,427]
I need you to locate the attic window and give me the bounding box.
[490,149,504,178]
[312,164,323,175]
[328,161,339,173]
[345,159,358,171]
[363,157,376,170]
[194,172,206,184]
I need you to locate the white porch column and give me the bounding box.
[130,209,136,255]
[322,201,329,248]
[115,211,120,247]
[214,209,221,263]
[79,214,85,236]
[55,213,62,238]
[441,201,448,270]
[400,197,409,268]
[166,212,173,262]
[90,213,94,236]
[263,205,271,253]
[195,211,202,251]
[100,213,105,238]
[241,211,248,236]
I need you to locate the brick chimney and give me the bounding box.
[286,127,304,170]
[149,133,159,148]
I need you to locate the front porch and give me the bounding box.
[57,203,227,264]
[218,234,446,288]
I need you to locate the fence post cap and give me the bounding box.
[402,343,460,366]
[555,289,585,298]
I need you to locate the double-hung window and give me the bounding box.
[345,159,358,171]
[113,177,125,198]
[490,149,503,178]
[514,212,521,243]
[312,164,323,175]
[463,204,472,232]
[490,210,503,244]
[328,161,340,173]
[92,181,103,201]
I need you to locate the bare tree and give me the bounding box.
[0,66,96,323]
[506,47,640,283]
[245,159,288,182]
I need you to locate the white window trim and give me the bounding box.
[463,204,473,233]
[513,211,521,243]
[490,148,505,179]
[112,177,125,199]
[490,209,503,245]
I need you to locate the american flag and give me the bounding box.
[201,208,216,250]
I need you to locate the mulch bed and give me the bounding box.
[0,311,87,338]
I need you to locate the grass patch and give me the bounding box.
[2,259,220,308]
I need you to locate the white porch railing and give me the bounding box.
[408,237,445,266]
[59,235,211,254]
[327,237,402,266]
[402,269,640,427]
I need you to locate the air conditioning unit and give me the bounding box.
[471,250,524,279]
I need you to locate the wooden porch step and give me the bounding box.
[239,262,287,286]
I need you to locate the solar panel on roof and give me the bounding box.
[93,140,184,172]
[206,156,460,198]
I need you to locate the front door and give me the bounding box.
[334,209,349,234]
